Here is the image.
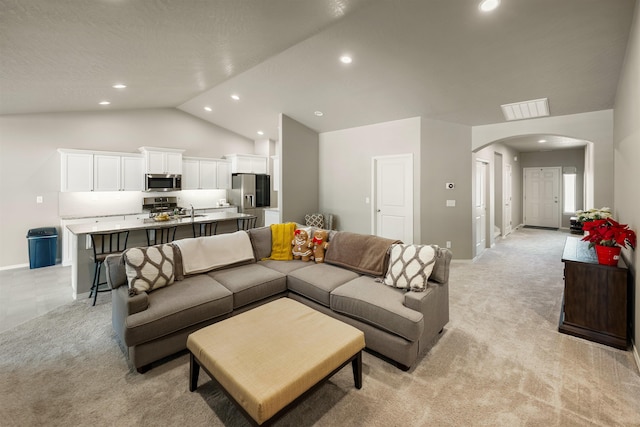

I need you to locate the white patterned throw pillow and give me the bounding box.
[305,213,324,228]
[124,244,175,294]
[383,244,437,291]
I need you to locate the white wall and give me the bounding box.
[319,117,421,236]
[0,108,253,268]
[613,1,640,369]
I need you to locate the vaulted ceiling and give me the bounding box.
[1,0,636,150]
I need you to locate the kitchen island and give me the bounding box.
[66,212,255,299]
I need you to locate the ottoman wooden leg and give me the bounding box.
[189,352,200,392]
[352,351,362,389]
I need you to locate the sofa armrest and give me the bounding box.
[112,284,149,316]
[403,284,438,313]
[429,247,452,284]
[105,254,127,289]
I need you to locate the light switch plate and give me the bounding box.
[36,196,43,204]
[446,200,456,207]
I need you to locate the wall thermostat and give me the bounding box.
[446,182,455,189]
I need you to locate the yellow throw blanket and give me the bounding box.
[269,222,296,260]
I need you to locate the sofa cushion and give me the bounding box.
[247,227,272,260]
[208,264,287,309]
[124,274,232,346]
[287,264,359,307]
[383,244,436,291]
[330,276,424,342]
[258,259,310,275]
[123,244,175,294]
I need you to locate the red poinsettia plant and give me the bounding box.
[581,218,636,249]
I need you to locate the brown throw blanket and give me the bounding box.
[324,231,401,276]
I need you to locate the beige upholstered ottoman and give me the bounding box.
[187,298,365,426]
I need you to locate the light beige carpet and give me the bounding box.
[1,228,639,426]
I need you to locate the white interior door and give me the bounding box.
[504,163,513,235]
[372,154,413,243]
[475,160,488,257]
[523,167,561,228]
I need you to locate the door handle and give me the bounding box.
[376,209,381,212]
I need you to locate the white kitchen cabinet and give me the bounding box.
[121,155,144,191]
[182,158,200,190]
[183,157,230,190]
[94,155,121,191]
[183,158,219,189]
[60,150,94,192]
[217,160,231,189]
[199,160,218,189]
[140,147,184,174]
[264,209,280,227]
[94,154,144,191]
[225,154,268,174]
[60,149,143,192]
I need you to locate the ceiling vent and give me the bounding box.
[501,98,549,121]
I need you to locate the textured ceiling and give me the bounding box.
[1,0,636,143]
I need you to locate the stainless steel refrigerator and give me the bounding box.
[229,173,270,226]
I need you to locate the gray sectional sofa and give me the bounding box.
[105,226,451,373]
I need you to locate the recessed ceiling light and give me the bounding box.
[99,101,110,105]
[112,84,127,89]
[204,106,212,112]
[257,131,264,136]
[538,139,547,143]
[314,111,324,117]
[479,0,500,12]
[340,55,352,64]
[231,94,240,101]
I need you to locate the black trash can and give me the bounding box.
[26,227,58,269]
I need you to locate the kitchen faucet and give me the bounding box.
[190,204,194,220]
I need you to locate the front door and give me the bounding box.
[523,167,561,228]
[372,154,413,243]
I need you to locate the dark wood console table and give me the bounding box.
[559,236,630,350]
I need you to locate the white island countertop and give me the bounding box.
[66,212,254,235]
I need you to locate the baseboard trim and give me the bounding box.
[451,259,473,264]
[0,263,30,271]
[74,291,90,301]
[633,341,640,375]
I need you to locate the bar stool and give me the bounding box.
[237,216,257,231]
[192,221,218,238]
[89,230,129,306]
[146,226,177,246]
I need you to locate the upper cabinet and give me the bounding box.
[139,147,185,174]
[217,160,231,189]
[59,149,143,192]
[60,150,94,192]
[183,157,232,190]
[224,154,268,174]
[120,155,144,191]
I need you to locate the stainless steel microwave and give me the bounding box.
[144,174,182,192]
